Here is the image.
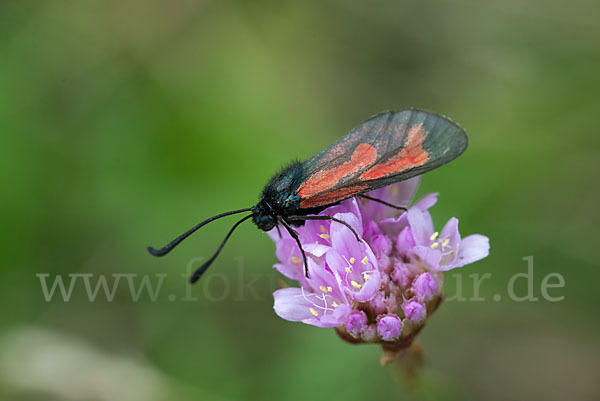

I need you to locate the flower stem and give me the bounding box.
[381,340,423,391]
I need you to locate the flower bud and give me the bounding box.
[363,220,381,240]
[345,311,368,338]
[413,272,438,301]
[377,253,392,274]
[369,292,387,315]
[396,226,416,255]
[391,262,412,289]
[371,234,392,256]
[377,315,402,341]
[361,324,378,341]
[402,299,426,323]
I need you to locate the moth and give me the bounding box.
[148,109,468,283]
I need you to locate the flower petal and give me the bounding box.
[439,217,461,267]
[392,176,421,205]
[441,217,461,246]
[412,193,438,211]
[378,213,409,238]
[359,177,420,222]
[349,268,381,302]
[329,214,364,256]
[273,288,316,322]
[455,234,490,268]
[318,303,351,327]
[273,287,347,328]
[273,263,303,281]
[407,208,434,245]
[274,238,301,265]
[303,243,330,257]
[412,245,442,268]
[325,247,380,302]
[396,225,416,255]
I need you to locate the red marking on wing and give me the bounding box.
[299,185,367,208]
[298,143,377,198]
[360,124,430,181]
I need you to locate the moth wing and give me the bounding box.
[297,109,467,208]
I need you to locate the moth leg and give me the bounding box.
[279,218,310,278]
[275,224,282,239]
[358,194,407,212]
[287,215,362,243]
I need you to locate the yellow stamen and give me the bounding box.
[319,286,327,292]
[291,256,301,264]
[309,307,318,317]
[349,257,355,264]
[319,233,330,239]
[363,273,370,280]
[320,225,326,233]
[430,232,439,241]
[351,280,362,289]
[361,256,368,265]
[390,186,399,194]
[332,301,339,307]
[327,286,332,292]
[430,242,439,249]
[345,267,352,273]
[442,239,450,247]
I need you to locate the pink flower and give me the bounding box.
[273,259,351,328]
[269,177,490,346]
[407,200,490,271]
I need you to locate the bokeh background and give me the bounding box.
[1,1,599,400]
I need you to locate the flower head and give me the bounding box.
[269,177,490,351]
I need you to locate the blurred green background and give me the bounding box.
[1,1,599,400]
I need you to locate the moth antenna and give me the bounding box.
[147,207,254,257]
[190,213,253,283]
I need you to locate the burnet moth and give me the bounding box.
[148,109,468,283]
